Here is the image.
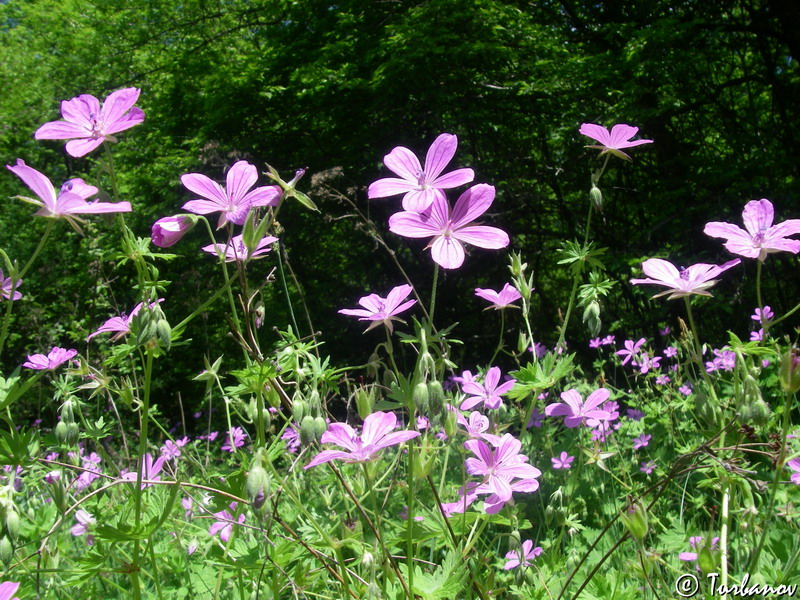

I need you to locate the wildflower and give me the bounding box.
[304,411,420,469]
[660,326,671,336]
[368,133,474,212]
[579,123,653,161]
[750,329,764,342]
[637,353,661,374]
[202,233,278,262]
[460,367,516,411]
[0,582,20,600]
[616,338,645,366]
[752,306,774,323]
[705,349,735,373]
[503,540,543,570]
[71,509,96,545]
[631,258,741,300]
[474,283,521,310]
[527,407,545,428]
[531,342,548,358]
[664,346,677,358]
[151,215,196,248]
[640,460,656,474]
[589,337,602,349]
[655,375,670,385]
[601,335,616,346]
[679,385,693,396]
[181,160,280,228]
[281,425,301,453]
[181,497,193,518]
[209,503,246,542]
[786,458,800,485]
[440,492,479,518]
[339,284,416,333]
[221,427,247,452]
[452,369,476,387]
[704,199,800,261]
[679,536,719,568]
[0,271,22,301]
[23,347,76,370]
[121,453,165,489]
[35,88,145,157]
[632,434,651,450]
[551,451,574,470]
[626,408,645,421]
[388,184,509,269]
[456,411,490,439]
[7,160,132,226]
[160,440,183,461]
[87,299,163,342]
[545,388,611,428]
[464,434,541,504]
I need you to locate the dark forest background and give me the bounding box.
[1,0,798,422]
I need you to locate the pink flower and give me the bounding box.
[616,338,645,365]
[203,234,279,262]
[640,460,656,474]
[304,411,420,469]
[503,540,542,570]
[338,284,416,333]
[388,184,509,269]
[0,582,20,600]
[704,199,800,261]
[460,367,516,411]
[579,123,653,160]
[71,509,95,545]
[34,88,145,157]
[545,388,610,428]
[626,408,645,421]
[122,453,165,489]
[752,306,774,323]
[474,283,522,310]
[632,434,651,450]
[87,299,163,342]
[786,458,800,485]
[664,346,678,358]
[0,271,22,301]
[368,133,474,212]
[209,503,246,542]
[151,215,196,248]
[221,427,247,452]
[23,347,77,370]
[679,536,719,567]
[551,451,574,470]
[7,160,132,223]
[181,160,280,228]
[630,258,740,300]
[464,433,541,503]
[456,411,490,438]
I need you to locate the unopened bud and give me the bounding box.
[698,546,717,574]
[443,408,457,438]
[355,388,374,420]
[0,536,12,566]
[583,301,601,337]
[299,416,316,446]
[780,348,800,393]
[292,399,308,424]
[313,416,328,439]
[246,465,270,509]
[427,381,445,416]
[412,382,429,413]
[590,186,603,211]
[4,511,19,542]
[619,500,649,543]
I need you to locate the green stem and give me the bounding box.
[429,263,440,325]
[384,328,400,376]
[556,275,580,352]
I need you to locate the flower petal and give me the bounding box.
[451,184,495,226]
[453,225,509,249]
[226,161,258,203]
[384,146,421,182]
[431,236,465,269]
[423,133,458,180]
[6,159,56,206]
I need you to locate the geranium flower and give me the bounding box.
[338,284,416,333]
[786,458,800,485]
[456,411,490,439]
[632,434,651,450]
[34,88,145,157]
[0,581,20,600]
[640,460,656,474]
[460,367,516,410]
[503,540,543,570]
[87,299,163,342]
[474,283,522,310]
[389,184,509,269]
[209,503,246,542]
[464,433,541,504]
[181,160,280,228]
[202,234,278,262]
[630,258,740,300]
[368,133,474,212]
[23,347,77,370]
[545,388,610,428]
[121,453,165,489]
[579,123,653,160]
[679,536,719,569]
[551,451,574,470]
[0,271,22,301]
[71,509,96,545]
[221,426,247,452]
[304,411,420,469]
[704,199,800,261]
[7,160,132,228]
[151,215,197,248]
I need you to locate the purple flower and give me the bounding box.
[679,536,719,568]
[7,160,132,223]
[545,388,611,428]
[631,258,741,300]
[338,284,416,333]
[71,509,95,545]
[531,342,548,358]
[203,234,279,262]
[660,326,671,336]
[0,582,20,600]
[752,306,774,323]
[281,425,301,453]
[640,460,656,474]
[460,367,516,411]
[705,349,735,373]
[0,271,22,301]
[151,215,196,248]
[23,347,76,370]
[704,199,800,262]
[503,540,543,570]
[474,283,522,310]
[221,427,247,452]
[589,337,602,349]
[626,408,645,421]
[679,385,693,396]
[304,411,420,469]
[601,335,616,346]
[457,411,490,438]
[121,453,165,489]
[637,353,661,374]
[464,433,541,504]
[160,440,183,460]
[209,503,246,543]
[35,88,145,157]
[87,299,163,342]
[388,184,509,269]
[368,133,474,212]
[786,458,800,485]
[616,338,645,366]
[181,160,280,228]
[579,123,653,161]
[527,407,545,429]
[655,375,670,385]
[750,329,764,342]
[664,346,678,358]
[551,451,574,470]
[632,434,651,450]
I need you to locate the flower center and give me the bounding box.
[415,169,429,189]
[753,230,765,245]
[679,267,689,281]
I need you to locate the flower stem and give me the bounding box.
[429,263,440,326]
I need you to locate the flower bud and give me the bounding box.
[427,381,445,416]
[151,215,197,248]
[590,186,603,212]
[299,415,316,446]
[619,500,648,543]
[508,252,527,278]
[382,369,397,389]
[4,510,19,542]
[292,399,308,423]
[355,388,374,420]
[443,408,457,438]
[307,390,322,415]
[780,348,800,393]
[156,319,172,351]
[313,416,328,440]
[246,464,270,509]
[698,546,717,574]
[412,382,429,413]
[0,536,12,566]
[582,301,601,337]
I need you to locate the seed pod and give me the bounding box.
[4,510,19,542]
[427,381,445,416]
[590,186,603,212]
[313,416,328,440]
[299,415,316,446]
[292,399,308,424]
[0,536,12,566]
[412,382,429,413]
